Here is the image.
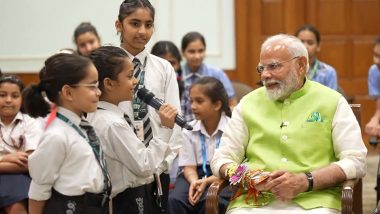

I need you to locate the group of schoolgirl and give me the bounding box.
[150,26,237,214]
[148,11,237,214]
[0,1,235,214]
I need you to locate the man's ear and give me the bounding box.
[297,56,307,75]
[298,56,308,72]
[61,85,73,101]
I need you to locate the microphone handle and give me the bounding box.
[149,98,164,110]
[175,115,193,130]
[149,98,193,130]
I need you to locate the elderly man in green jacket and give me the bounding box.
[211,34,367,214]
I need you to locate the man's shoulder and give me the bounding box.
[309,81,341,99]
[240,86,266,103]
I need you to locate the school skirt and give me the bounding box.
[112,180,163,214]
[0,173,30,207]
[43,189,109,214]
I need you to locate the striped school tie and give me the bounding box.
[124,113,137,134]
[132,58,153,147]
[79,119,112,194]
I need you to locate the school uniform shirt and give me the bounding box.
[87,101,171,197]
[0,112,42,156]
[119,48,183,175]
[28,107,105,201]
[368,64,380,97]
[181,63,236,121]
[179,113,229,167]
[307,59,338,91]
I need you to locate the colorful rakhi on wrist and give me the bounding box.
[226,163,271,205]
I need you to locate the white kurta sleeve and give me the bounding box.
[211,103,249,178]
[331,97,367,179]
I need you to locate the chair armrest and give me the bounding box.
[205,178,362,214]
[341,178,361,214]
[206,178,229,214]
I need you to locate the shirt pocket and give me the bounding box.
[301,121,329,130]
[300,121,331,141]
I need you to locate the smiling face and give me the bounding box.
[182,39,206,72]
[116,8,154,55]
[0,82,22,124]
[260,43,304,100]
[111,59,137,102]
[296,30,320,64]
[76,32,101,56]
[67,64,101,116]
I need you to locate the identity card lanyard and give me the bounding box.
[307,59,319,80]
[200,132,221,178]
[0,118,25,150]
[57,113,87,139]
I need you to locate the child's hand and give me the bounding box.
[2,152,28,167]
[188,179,207,206]
[365,117,380,136]
[158,103,177,129]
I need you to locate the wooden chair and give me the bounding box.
[231,81,253,102]
[205,104,363,214]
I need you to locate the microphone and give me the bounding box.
[137,87,193,130]
[280,121,288,128]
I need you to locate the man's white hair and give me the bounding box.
[261,34,310,71]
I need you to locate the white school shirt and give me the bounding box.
[179,114,229,167]
[87,101,171,197]
[119,48,183,174]
[28,107,105,201]
[0,112,42,156]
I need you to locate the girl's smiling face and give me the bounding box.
[116,8,154,55]
[182,39,206,71]
[76,32,101,56]
[112,59,137,102]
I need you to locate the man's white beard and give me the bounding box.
[263,67,300,100]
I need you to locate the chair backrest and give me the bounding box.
[350,104,363,214]
[231,81,254,102]
[350,104,361,126]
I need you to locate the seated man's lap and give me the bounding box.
[227,200,339,214]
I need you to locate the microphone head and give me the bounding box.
[137,87,155,103]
